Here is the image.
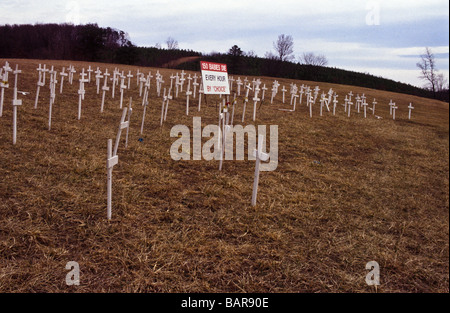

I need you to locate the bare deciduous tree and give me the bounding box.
[417,47,438,96]
[166,37,179,50]
[273,34,294,61]
[299,52,328,66]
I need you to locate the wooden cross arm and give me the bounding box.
[107,155,119,169]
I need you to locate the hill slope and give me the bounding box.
[0,58,448,293]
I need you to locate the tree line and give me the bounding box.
[0,24,447,102]
[0,23,199,67]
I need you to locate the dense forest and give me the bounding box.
[0,23,447,102]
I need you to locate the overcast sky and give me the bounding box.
[1,0,449,87]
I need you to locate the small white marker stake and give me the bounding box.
[372,99,377,115]
[251,134,270,206]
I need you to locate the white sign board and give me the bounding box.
[200,61,230,95]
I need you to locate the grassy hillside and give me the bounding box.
[0,58,448,292]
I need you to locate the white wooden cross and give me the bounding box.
[180,70,186,91]
[371,99,377,115]
[60,67,68,94]
[174,73,179,97]
[95,69,103,95]
[138,73,146,97]
[229,76,235,92]
[362,99,369,118]
[236,77,243,96]
[165,89,172,121]
[42,64,49,85]
[343,95,348,112]
[0,62,12,117]
[34,65,45,109]
[69,65,76,85]
[230,94,237,125]
[408,103,414,120]
[252,87,261,121]
[77,69,88,120]
[299,85,305,106]
[319,93,325,116]
[159,88,167,127]
[106,138,118,220]
[281,86,287,103]
[192,74,199,99]
[119,74,127,109]
[308,93,314,118]
[157,76,164,98]
[139,87,148,132]
[292,94,299,111]
[136,69,141,86]
[127,71,133,89]
[389,100,395,115]
[332,93,338,116]
[313,86,320,103]
[392,103,398,120]
[261,84,268,101]
[111,69,119,99]
[218,102,231,171]
[348,91,353,103]
[198,83,204,112]
[355,94,361,113]
[242,83,252,123]
[12,64,22,144]
[100,69,110,113]
[290,84,297,106]
[169,73,176,91]
[48,69,58,130]
[87,66,93,83]
[186,78,192,116]
[251,134,270,206]
[179,75,186,94]
[114,106,132,156]
[347,99,353,117]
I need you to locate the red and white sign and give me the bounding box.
[200,61,230,95]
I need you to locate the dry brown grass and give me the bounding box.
[0,58,448,293]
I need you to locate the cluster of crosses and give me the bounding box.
[1,60,419,217]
